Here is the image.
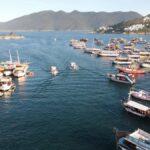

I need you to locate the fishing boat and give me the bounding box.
[50,66,59,76]
[117,66,145,74]
[12,50,29,78]
[130,89,150,101]
[114,128,150,150]
[70,62,78,70]
[112,57,132,65]
[0,77,14,91]
[13,65,27,78]
[107,73,135,85]
[122,99,150,117]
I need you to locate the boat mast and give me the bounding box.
[9,50,12,63]
[17,50,20,64]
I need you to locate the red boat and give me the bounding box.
[117,67,145,74]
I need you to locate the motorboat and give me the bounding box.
[107,73,135,85]
[115,128,150,150]
[122,99,150,118]
[130,89,150,101]
[70,62,78,70]
[0,77,14,91]
[50,66,59,76]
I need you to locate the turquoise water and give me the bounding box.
[0,32,149,150]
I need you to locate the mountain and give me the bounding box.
[0,10,142,31]
[109,14,150,33]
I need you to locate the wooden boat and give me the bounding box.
[107,73,135,85]
[13,65,28,78]
[114,128,150,150]
[0,72,3,78]
[117,66,145,74]
[3,69,13,76]
[0,91,3,97]
[140,51,150,57]
[0,66,4,72]
[0,77,14,91]
[113,57,132,65]
[122,99,150,118]
[130,90,150,101]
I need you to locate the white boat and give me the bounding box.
[130,90,150,101]
[13,67,26,78]
[0,72,3,78]
[122,99,150,118]
[3,69,12,76]
[0,91,3,97]
[141,61,150,68]
[70,62,78,70]
[98,50,119,57]
[0,77,13,91]
[117,129,150,150]
[107,73,135,85]
[113,57,132,65]
[50,66,59,76]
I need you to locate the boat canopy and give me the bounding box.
[125,129,150,149]
[126,100,149,111]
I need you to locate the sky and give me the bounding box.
[0,0,149,22]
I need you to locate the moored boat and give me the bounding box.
[122,99,150,117]
[13,64,28,78]
[113,57,132,65]
[107,73,135,85]
[117,66,145,74]
[0,77,14,91]
[130,89,150,101]
[141,61,150,68]
[114,128,150,150]
[98,50,119,57]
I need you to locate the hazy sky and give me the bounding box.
[0,0,149,22]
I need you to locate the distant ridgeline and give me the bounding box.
[96,14,150,34]
[0,32,24,40]
[0,10,142,31]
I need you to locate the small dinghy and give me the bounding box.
[70,62,78,70]
[50,66,59,76]
[130,90,150,101]
[107,73,135,85]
